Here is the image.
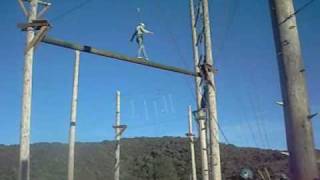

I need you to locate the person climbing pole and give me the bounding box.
[130,22,153,60]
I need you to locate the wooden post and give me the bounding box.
[189,0,210,179]
[268,0,319,179]
[202,0,222,179]
[198,109,210,179]
[263,167,271,180]
[187,106,198,180]
[19,1,38,180]
[67,50,80,180]
[114,91,121,180]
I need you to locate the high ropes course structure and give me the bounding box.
[16,0,319,180]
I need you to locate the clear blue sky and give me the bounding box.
[0,0,319,150]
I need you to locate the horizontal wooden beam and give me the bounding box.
[41,36,198,77]
[17,19,50,31]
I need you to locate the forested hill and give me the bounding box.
[0,137,310,180]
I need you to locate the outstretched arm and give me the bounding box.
[141,27,154,34]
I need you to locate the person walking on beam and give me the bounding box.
[130,22,153,60]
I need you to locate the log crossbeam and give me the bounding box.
[41,36,198,77]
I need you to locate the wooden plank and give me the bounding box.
[17,20,49,31]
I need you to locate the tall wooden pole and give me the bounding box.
[202,0,222,179]
[67,50,80,180]
[114,91,121,180]
[268,0,319,179]
[19,1,38,180]
[187,106,198,180]
[189,0,210,179]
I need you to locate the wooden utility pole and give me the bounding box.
[189,0,210,179]
[197,109,210,180]
[186,106,198,180]
[113,91,126,180]
[67,50,80,180]
[114,91,121,180]
[269,0,319,179]
[19,1,38,180]
[202,0,222,179]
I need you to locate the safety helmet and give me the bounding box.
[239,168,254,180]
[139,22,145,27]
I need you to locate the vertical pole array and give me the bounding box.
[268,0,319,179]
[187,106,198,180]
[202,0,222,179]
[114,91,121,180]
[67,50,81,180]
[189,0,210,179]
[19,1,38,180]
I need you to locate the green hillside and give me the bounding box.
[0,137,291,180]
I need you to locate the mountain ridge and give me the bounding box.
[0,137,316,180]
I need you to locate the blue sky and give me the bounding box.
[0,0,319,150]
